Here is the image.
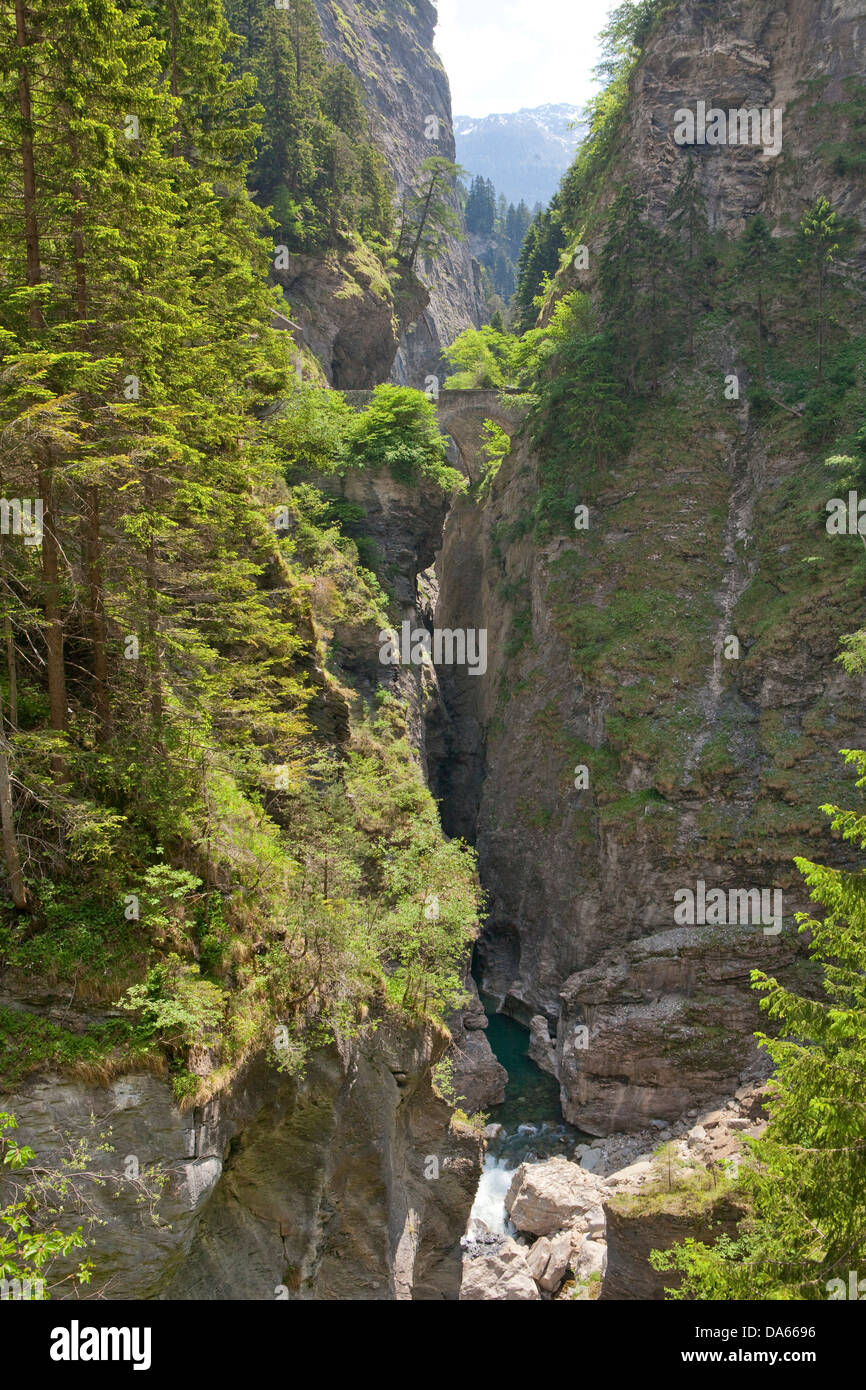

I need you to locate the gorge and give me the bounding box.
[1,0,865,1310]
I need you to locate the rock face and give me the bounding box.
[526,1231,573,1292]
[528,1014,557,1077]
[428,0,866,1133]
[2,1015,481,1301]
[555,926,792,1134]
[313,0,485,384]
[274,246,427,389]
[600,1198,745,1301]
[448,976,507,1113]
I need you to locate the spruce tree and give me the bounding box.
[796,196,842,386]
[736,214,777,387]
[667,156,709,357]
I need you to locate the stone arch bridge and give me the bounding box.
[341,388,524,480]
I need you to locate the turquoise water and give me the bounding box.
[467,994,589,1232]
[481,995,563,1131]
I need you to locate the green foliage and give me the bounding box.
[117,954,227,1051]
[476,420,511,497]
[431,1056,458,1105]
[224,0,393,252]
[598,183,678,392]
[528,299,634,535]
[513,200,566,332]
[0,1009,144,1089]
[443,325,518,389]
[461,175,531,309]
[736,214,777,385]
[395,156,464,271]
[345,385,465,490]
[271,383,353,475]
[795,197,849,386]
[0,0,488,1149]
[0,1113,89,1299]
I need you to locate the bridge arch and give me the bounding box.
[433,389,523,481]
[339,388,524,482]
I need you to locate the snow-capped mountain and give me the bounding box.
[453,103,586,209]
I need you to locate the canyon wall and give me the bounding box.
[313,0,486,384]
[3,1006,479,1300]
[429,0,866,1134]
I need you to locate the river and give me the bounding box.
[468,992,590,1235]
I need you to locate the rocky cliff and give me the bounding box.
[428,0,866,1134]
[2,1000,479,1300]
[312,0,486,384]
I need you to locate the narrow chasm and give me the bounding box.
[423,477,591,1249]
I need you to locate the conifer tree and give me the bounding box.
[600,184,675,392]
[735,214,777,387]
[396,156,463,271]
[796,196,841,386]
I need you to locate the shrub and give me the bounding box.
[345,385,464,490]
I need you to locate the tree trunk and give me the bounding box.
[4,615,18,730]
[817,267,825,386]
[144,468,163,733]
[83,484,110,733]
[408,173,439,270]
[14,0,43,332]
[37,460,67,737]
[756,284,765,385]
[169,1,180,159]
[0,690,28,910]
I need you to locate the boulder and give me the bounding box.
[460,1238,542,1301]
[505,1156,604,1236]
[527,1232,573,1292]
[526,1236,552,1283]
[583,1206,606,1238]
[604,1158,655,1194]
[573,1236,607,1281]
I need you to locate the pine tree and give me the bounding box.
[514,199,564,331]
[796,196,841,386]
[736,215,777,387]
[222,0,391,253]
[600,184,676,391]
[396,156,463,271]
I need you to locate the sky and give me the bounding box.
[435,0,615,118]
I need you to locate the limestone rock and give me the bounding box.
[447,974,507,1112]
[604,1158,656,1194]
[527,1232,573,1292]
[460,1237,542,1301]
[2,1013,482,1301]
[505,1156,604,1236]
[573,1236,608,1282]
[528,1015,558,1077]
[273,245,406,389]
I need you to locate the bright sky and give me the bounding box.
[435,0,615,118]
